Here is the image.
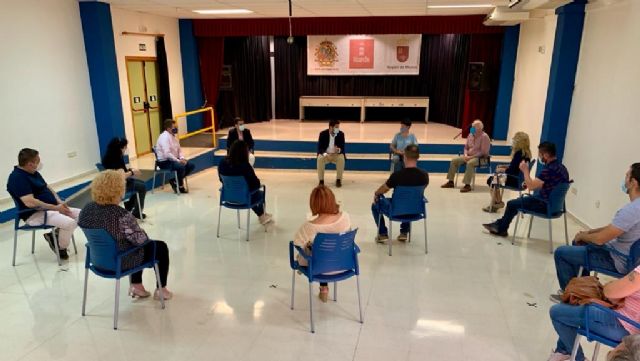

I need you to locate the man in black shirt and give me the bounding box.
[372,144,429,243]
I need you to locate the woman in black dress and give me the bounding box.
[101,137,147,219]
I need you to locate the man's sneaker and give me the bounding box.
[336,179,342,188]
[169,180,178,193]
[397,233,408,242]
[59,249,69,260]
[482,222,508,237]
[460,184,472,193]
[179,187,189,194]
[546,351,571,361]
[259,213,273,225]
[375,234,389,244]
[43,232,56,253]
[441,181,454,188]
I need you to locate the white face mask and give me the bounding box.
[238,124,245,132]
[122,148,129,156]
[333,127,340,135]
[36,162,43,171]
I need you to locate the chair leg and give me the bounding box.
[333,282,337,302]
[527,215,534,238]
[31,231,36,254]
[563,213,569,246]
[175,171,180,195]
[423,218,428,254]
[216,204,222,238]
[388,220,393,256]
[12,231,18,267]
[569,334,582,361]
[114,279,120,330]
[290,270,295,310]
[82,267,89,316]
[237,210,241,229]
[53,229,61,266]
[71,234,78,254]
[356,275,363,323]
[512,211,520,245]
[592,342,601,361]
[154,263,165,309]
[136,193,143,223]
[577,266,583,277]
[308,282,315,333]
[548,219,554,254]
[152,172,157,193]
[246,209,251,242]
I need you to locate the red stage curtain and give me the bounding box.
[194,16,503,37]
[198,37,225,129]
[461,33,504,137]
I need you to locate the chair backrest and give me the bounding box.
[95,163,105,171]
[478,155,491,169]
[81,228,119,272]
[390,186,426,217]
[310,229,358,276]
[219,175,251,205]
[547,182,571,215]
[627,239,640,270]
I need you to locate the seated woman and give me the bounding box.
[548,266,640,361]
[294,185,351,303]
[483,131,532,213]
[101,137,147,219]
[390,118,418,172]
[218,140,273,225]
[79,170,172,300]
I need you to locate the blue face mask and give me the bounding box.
[622,180,629,194]
[469,127,477,135]
[171,127,178,135]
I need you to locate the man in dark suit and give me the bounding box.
[227,117,255,165]
[316,119,346,187]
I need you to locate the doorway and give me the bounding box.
[125,57,162,156]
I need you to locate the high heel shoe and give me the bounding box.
[153,288,173,301]
[128,286,150,298]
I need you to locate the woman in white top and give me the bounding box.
[294,185,351,303]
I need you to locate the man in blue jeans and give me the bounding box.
[372,144,428,243]
[483,142,570,237]
[550,163,640,303]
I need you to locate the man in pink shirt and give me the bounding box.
[441,119,491,193]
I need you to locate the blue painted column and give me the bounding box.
[179,19,205,132]
[492,25,520,141]
[540,0,586,160]
[79,1,125,157]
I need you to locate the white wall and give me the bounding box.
[110,7,185,158]
[0,0,99,198]
[563,0,640,227]
[507,13,557,147]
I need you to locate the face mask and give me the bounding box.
[469,127,477,135]
[622,180,629,194]
[36,162,43,171]
[333,127,340,135]
[538,157,546,166]
[171,127,178,135]
[122,148,128,156]
[238,125,245,132]
[400,126,408,133]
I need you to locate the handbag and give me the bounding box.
[562,276,625,309]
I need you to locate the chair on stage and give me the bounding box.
[288,229,363,333]
[216,175,267,242]
[377,186,428,256]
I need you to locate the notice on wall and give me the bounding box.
[307,34,421,76]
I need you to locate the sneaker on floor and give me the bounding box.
[169,180,178,193]
[397,233,408,242]
[259,213,273,225]
[43,232,56,253]
[179,187,188,194]
[550,293,563,304]
[441,181,454,188]
[375,234,389,244]
[460,184,472,193]
[482,222,508,237]
[547,351,571,361]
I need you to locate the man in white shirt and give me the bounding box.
[156,119,195,193]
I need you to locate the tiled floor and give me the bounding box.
[0,169,606,361]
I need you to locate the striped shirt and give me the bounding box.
[617,265,640,333]
[536,159,570,200]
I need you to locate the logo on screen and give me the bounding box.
[349,39,374,69]
[396,38,409,63]
[315,40,338,67]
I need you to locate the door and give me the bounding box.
[126,58,161,156]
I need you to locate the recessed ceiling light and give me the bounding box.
[428,4,494,8]
[193,9,253,15]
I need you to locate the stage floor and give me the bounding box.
[216,119,508,145]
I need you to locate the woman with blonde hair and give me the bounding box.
[78,170,172,300]
[483,131,532,213]
[294,185,351,302]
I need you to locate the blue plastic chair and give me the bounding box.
[9,194,78,266]
[511,182,572,253]
[80,228,165,330]
[496,159,536,197]
[579,240,640,279]
[96,163,143,222]
[150,147,183,194]
[288,229,363,333]
[377,186,428,256]
[216,175,267,242]
[569,303,640,361]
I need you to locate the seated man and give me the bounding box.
[550,163,640,303]
[227,117,255,166]
[316,119,346,188]
[156,119,195,193]
[483,142,570,237]
[390,118,418,172]
[6,148,80,260]
[372,144,429,243]
[441,119,491,193]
